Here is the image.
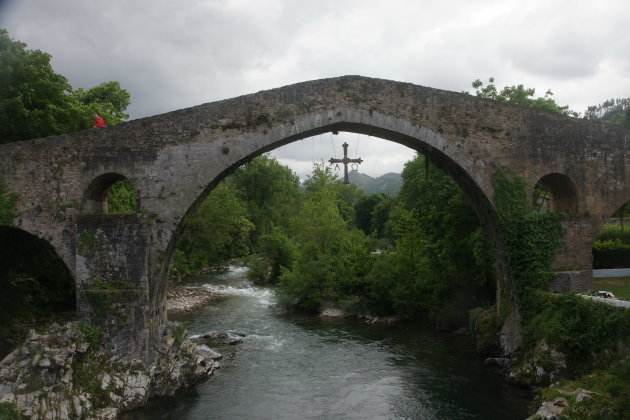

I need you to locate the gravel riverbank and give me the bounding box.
[167,283,224,313]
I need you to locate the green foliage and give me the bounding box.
[278,164,371,312]
[592,240,630,269]
[370,195,394,239]
[354,193,388,235]
[471,77,578,117]
[492,169,563,320]
[0,402,22,419]
[0,175,19,225]
[246,256,271,285]
[524,292,630,372]
[469,306,499,355]
[172,182,253,275]
[540,364,630,419]
[252,228,295,283]
[388,155,495,323]
[0,29,130,143]
[173,323,187,345]
[87,290,113,320]
[79,321,102,348]
[599,225,628,242]
[73,81,130,125]
[585,97,630,126]
[106,179,136,214]
[231,154,300,240]
[72,353,111,408]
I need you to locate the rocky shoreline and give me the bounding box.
[0,283,229,419]
[0,322,221,419]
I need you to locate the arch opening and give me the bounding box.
[591,198,630,300]
[161,126,503,333]
[83,173,138,214]
[532,173,578,216]
[592,199,630,267]
[0,226,76,357]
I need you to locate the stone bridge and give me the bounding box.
[1,76,629,361]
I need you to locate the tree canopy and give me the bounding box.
[470,77,578,117]
[0,29,130,143]
[584,97,630,126]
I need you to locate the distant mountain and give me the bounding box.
[347,171,402,196]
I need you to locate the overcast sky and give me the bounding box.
[2,0,629,178]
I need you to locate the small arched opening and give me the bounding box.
[83,173,138,214]
[0,226,76,357]
[532,173,578,216]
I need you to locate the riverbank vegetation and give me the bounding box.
[170,154,495,329]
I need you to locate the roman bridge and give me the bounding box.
[1,76,628,362]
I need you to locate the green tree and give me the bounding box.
[584,98,630,126]
[172,182,253,275]
[249,228,296,284]
[231,154,300,240]
[0,29,130,143]
[612,201,630,235]
[384,155,495,324]
[0,29,82,142]
[354,193,387,234]
[74,81,131,125]
[278,163,370,312]
[471,77,578,117]
[106,179,136,214]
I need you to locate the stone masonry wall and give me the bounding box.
[75,214,150,363]
[0,76,628,360]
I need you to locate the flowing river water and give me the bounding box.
[126,265,532,419]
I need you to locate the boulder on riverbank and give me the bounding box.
[0,321,218,419]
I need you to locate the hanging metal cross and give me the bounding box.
[329,142,363,184]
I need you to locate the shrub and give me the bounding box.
[524,292,630,372]
[593,240,630,268]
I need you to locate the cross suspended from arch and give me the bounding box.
[329,142,363,184]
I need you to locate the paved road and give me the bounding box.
[593,268,630,278]
[581,294,630,308]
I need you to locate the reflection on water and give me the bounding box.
[124,265,531,419]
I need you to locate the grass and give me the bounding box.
[593,276,630,300]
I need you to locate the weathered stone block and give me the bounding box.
[549,270,592,294]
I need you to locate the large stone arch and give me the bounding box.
[1,75,628,359]
[155,109,516,347]
[0,225,76,322]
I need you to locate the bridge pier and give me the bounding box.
[75,214,151,364]
[548,219,595,293]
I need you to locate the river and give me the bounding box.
[125,265,532,419]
